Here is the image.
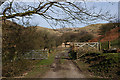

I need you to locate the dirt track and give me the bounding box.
[42,48,85,78]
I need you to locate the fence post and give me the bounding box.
[108,41,111,49]
[97,42,99,51]
[99,41,101,51]
[48,50,50,58]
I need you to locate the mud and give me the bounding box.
[42,48,85,78]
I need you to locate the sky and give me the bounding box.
[29,2,118,28]
[0,1,119,28]
[6,0,120,2]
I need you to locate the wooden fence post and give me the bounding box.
[108,41,111,49]
[97,42,99,51]
[99,41,101,51]
[48,52,49,58]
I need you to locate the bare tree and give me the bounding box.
[0,0,116,27]
[0,0,6,6]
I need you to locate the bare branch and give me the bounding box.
[1,1,116,27]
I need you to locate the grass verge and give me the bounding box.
[75,60,100,78]
[79,52,120,78]
[24,52,55,78]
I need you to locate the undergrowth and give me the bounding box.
[79,52,120,78]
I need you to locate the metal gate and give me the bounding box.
[73,42,99,50]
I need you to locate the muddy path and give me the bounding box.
[42,48,85,78]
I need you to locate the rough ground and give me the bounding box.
[42,48,85,78]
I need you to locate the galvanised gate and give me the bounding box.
[73,42,100,50]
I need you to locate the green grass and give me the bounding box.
[24,52,55,78]
[90,53,120,78]
[101,38,120,49]
[60,58,65,64]
[78,51,120,78]
[36,54,55,66]
[111,38,120,48]
[76,60,95,78]
[100,53,120,63]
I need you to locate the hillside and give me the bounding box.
[56,23,107,37]
[36,26,62,36]
[101,27,120,42]
[1,20,111,38]
[89,26,120,42]
[78,23,106,37]
[1,20,62,37]
[56,23,120,43]
[2,20,119,42]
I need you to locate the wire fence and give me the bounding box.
[24,50,49,60]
